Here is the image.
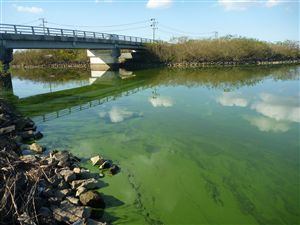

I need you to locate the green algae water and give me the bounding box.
[7,66,300,225]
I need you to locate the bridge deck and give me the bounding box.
[0,23,154,50]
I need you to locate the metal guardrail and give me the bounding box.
[0,23,154,44]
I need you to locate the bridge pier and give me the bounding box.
[87,48,121,71]
[0,47,13,89]
[0,47,13,73]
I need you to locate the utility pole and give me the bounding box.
[150,18,158,41]
[39,18,47,34]
[214,31,218,39]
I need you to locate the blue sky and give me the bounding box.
[0,0,298,42]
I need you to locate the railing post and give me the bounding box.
[47,28,50,35]
[31,27,35,35]
[14,25,17,34]
[73,30,76,37]
[93,32,96,38]
[61,29,64,36]
[84,31,86,38]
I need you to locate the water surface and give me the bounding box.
[7,66,300,225]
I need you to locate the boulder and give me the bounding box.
[108,165,120,175]
[0,125,15,135]
[76,186,87,197]
[90,155,105,166]
[52,200,91,223]
[34,131,43,140]
[71,178,102,190]
[73,167,81,174]
[86,219,108,225]
[79,191,105,208]
[99,161,112,170]
[56,188,73,198]
[21,150,32,155]
[38,207,52,217]
[67,196,80,205]
[29,143,44,153]
[60,169,76,182]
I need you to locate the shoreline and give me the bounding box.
[10,59,300,70]
[0,99,117,225]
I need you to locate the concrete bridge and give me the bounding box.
[0,23,154,72]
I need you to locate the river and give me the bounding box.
[3,65,300,225]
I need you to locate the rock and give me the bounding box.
[0,125,15,134]
[79,191,105,208]
[42,188,55,198]
[34,131,43,140]
[18,212,35,225]
[60,169,76,182]
[86,219,108,225]
[20,155,38,163]
[67,196,80,205]
[57,180,70,189]
[76,187,87,197]
[53,150,70,161]
[49,196,62,205]
[20,144,30,151]
[52,200,91,223]
[99,160,112,170]
[14,135,23,143]
[20,130,35,140]
[56,188,73,198]
[108,165,120,175]
[71,178,102,190]
[29,143,44,153]
[73,167,81,174]
[90,155,105,166]
[99,173,105,178]
[72,219,85,225]
[39,207,51,217]
[49,174,63,187]
[78,169,99,180]
[21,150,32,155]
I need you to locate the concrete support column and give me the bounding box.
[87,48,121,71]
[0,47,13,73]
[0,47,13,90]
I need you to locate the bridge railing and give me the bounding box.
[0,23,155,44]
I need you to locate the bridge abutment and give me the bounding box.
[87,48,121,71]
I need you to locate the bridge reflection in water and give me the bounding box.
[6,65,298,123]
[10,67,155,123]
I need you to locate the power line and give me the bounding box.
[100,26,149,33]
[20,19,39,25]
[47,19,150,28]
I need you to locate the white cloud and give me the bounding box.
[265,0,283,7]
[251,93,300,123]
[149,96,174,107]
[245,115,290,133]
[146,0,173,9]
[216,92,248,107]
[108,107,133,123]
[218,0,284,10]
[218,0,259,10]
[14,5,44,14]
[95,0,113,3]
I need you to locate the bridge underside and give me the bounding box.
[0,33,146,73]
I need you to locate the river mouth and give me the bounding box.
[6,65,300,225]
